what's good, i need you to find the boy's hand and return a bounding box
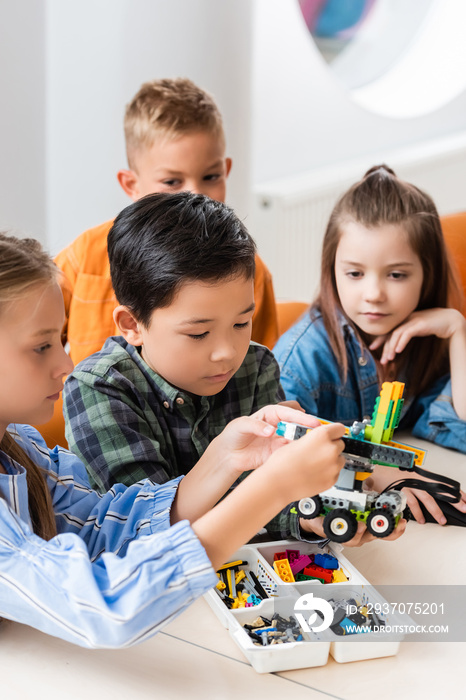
[191,422,344,569]
[250,404,320,429]
[299,515,407,545]
[368,465,466,525]
[217,406,322,476]
[402,486,466,525]
[277,400,305,412]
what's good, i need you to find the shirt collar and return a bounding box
[121,339,210,412]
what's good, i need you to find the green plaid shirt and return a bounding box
[63,337,307,540]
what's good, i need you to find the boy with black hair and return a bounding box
[64,192,407,545]
[64,192,311,540]
[64,193,277,482]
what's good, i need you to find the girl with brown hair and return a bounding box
[274,165,466,523]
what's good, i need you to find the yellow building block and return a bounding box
[235,569,246,585]
[273,558,295,583]
[386,439,426,466]
[332,568,348,583]
[383,381,405,441]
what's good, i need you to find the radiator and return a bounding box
[251,131,466,302]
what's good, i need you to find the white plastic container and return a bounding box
[204,542,406,671]
[228,597,330,673]
[331,637,401,663]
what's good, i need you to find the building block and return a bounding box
[235,569,245,585]
[314,553,339,569]
[332,568,348,583]
[285,549,300,563]
[273,558,295,583]
[273,551,287,561]
[290,554,312,575]
[303,564,333,584]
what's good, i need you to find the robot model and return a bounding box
[277,381,426,543]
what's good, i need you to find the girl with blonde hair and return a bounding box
[0,233,346,647]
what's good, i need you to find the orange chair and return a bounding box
[276,301,309,337]
[441,212,466,312]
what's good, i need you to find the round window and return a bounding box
[298,0,466,118]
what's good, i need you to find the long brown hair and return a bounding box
[313,165,461,397]
[0,233,58,540]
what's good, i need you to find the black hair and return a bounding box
[107,192,256,326]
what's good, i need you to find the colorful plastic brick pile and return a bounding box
[272,549,348,584]
[327,596,386,636]
[215,559,269,609]
[243,614,304,646]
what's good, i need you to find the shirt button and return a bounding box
[358,356,367,366]
[163,401,169,409]
[176,397,184,405]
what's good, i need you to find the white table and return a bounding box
[2,435,465,700]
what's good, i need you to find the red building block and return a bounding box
[303,564,333,584]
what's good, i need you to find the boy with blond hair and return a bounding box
[57,78,278,367]
[40,78,277,449]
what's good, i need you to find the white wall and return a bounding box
[0,0,46,241]
[252,0,466,183]
[46,0,253,254]
[250,0,466,300]
[1,0,466,255]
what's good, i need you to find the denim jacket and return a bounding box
[273,310,466,454]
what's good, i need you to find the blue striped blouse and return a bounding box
[0,424,217,648]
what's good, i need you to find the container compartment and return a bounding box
[256,540,366,589]
[228,597,330,673]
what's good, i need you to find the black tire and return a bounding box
[366,509,396,538]
[298,496,322,519]
[323,508,358,543]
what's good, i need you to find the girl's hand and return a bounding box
[268,422,346,502]
[300,515,407,545]
[369,308,466,365]
[215,406,322,476]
